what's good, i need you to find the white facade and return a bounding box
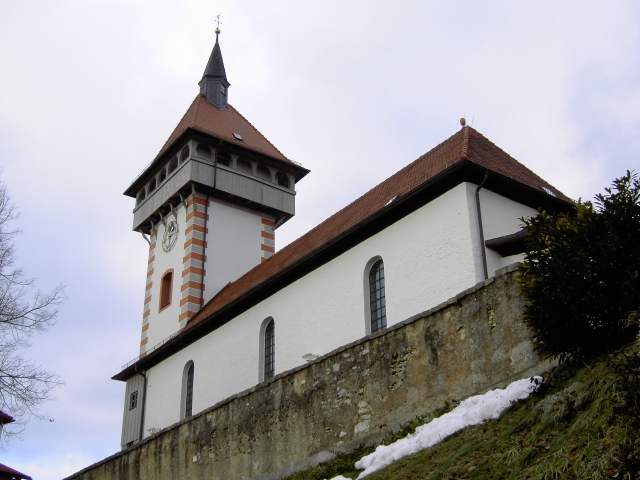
[203,199,265,302]
[140,182,536,435]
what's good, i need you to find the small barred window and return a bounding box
[129,390,138,411]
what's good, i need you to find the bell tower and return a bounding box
[124,28,308,356]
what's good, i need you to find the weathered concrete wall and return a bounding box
[67,266,547,480]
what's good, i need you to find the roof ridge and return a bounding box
[228,104,290,161]
[461,125,470,159]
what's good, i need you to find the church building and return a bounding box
[115,28,571,448]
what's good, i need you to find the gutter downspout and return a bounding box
[138,370,147,442]
[475,170,489,280]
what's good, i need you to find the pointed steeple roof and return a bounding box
[199,31,230,108]
[201,32,228,81]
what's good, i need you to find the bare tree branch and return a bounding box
[0,182,63,441]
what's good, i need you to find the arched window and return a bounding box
[365,258,387,334]
[256,165,271,181]
[180,361,194,420]
[159,270,173,311]
[179,145,190,163]
[276,172,290,189]
[167,155,178,173]
[259,318,275,381]
[215,149,231,167]
[237,158,253,175]
[196,144,212,158]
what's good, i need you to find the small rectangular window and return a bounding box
[129,390,138,411]
[159,271,173,310]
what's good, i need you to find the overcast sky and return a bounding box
[1,1,639,478]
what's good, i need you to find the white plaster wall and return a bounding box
[146,204,188,348]
[479,189,538,273]
[203,199,263,302]
[142,183,483,434]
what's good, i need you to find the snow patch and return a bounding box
[324,376,542,480]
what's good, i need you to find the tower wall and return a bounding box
[202,199,273,303]
[141,204,188,350]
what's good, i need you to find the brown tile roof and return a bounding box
[115,125,570,379]
[0,462,31,480]
[156,94,291,163]
[185,126,570,328]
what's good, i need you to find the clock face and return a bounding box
[162,214,179,253]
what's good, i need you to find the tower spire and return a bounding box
[199,16,230,109]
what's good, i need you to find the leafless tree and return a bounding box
[0,182,63,438]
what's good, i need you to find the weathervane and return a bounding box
[215,14,222,37]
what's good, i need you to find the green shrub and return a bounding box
[521,171,640,363]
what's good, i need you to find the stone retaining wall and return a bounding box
[66,266,547,480]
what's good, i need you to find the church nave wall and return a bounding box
[142,182,482,434]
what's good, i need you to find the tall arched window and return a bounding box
[259,318,275,381]
[180,361,194,420]
[365,258,387,334]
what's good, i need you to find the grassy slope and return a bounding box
[285,351,640,480]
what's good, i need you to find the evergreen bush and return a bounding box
[521,171,640,363]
